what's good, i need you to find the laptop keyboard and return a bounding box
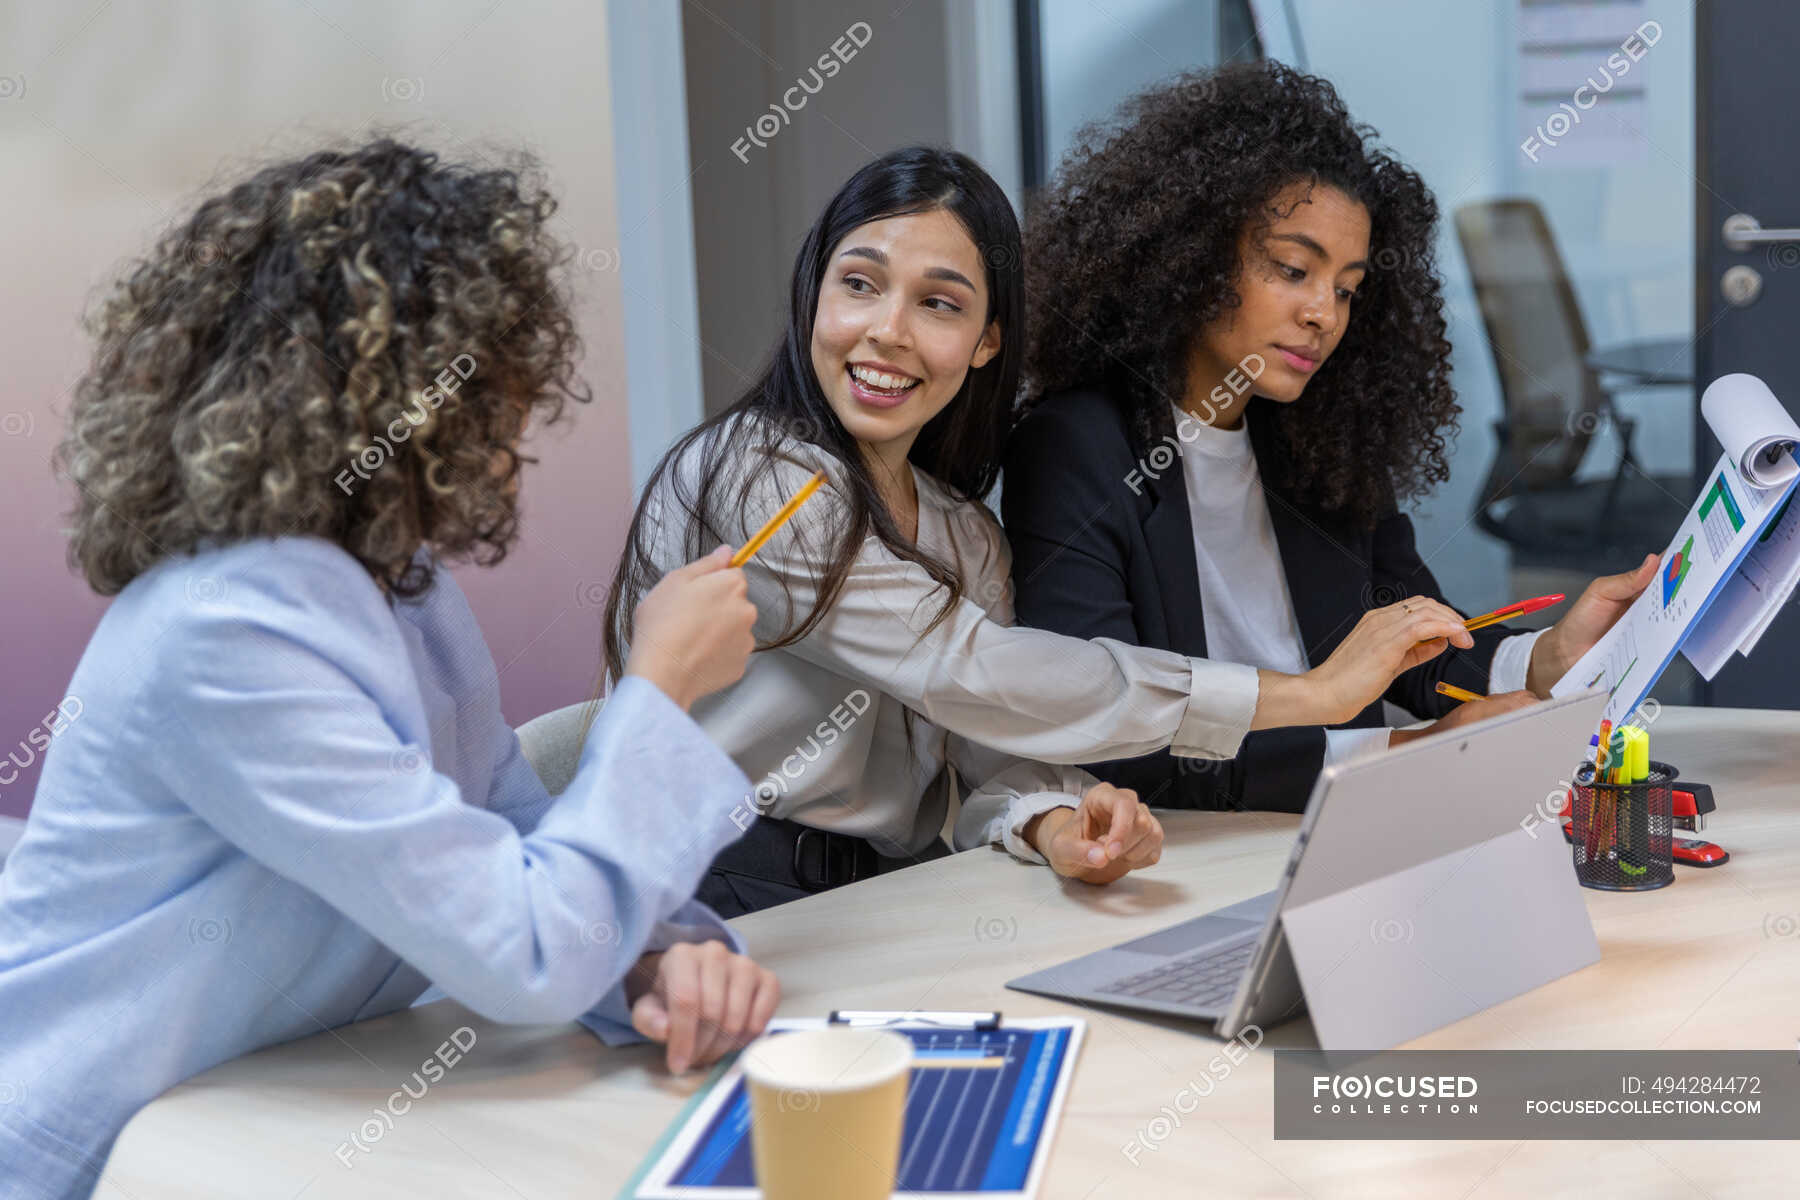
[1100,938,1256,1009]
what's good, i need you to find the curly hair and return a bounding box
[56,135,589,598]
[1021,61,1457,526]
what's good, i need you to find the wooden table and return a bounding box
[101,707,1800,1198]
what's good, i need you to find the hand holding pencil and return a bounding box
[623,470,826,710]
[1391,684,1538,746]
[1405,564,1656,699]
[625,546,758,712]
[1520,556,1660,694]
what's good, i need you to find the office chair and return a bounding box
[516,701,593,797]
[1454,198,1688,573]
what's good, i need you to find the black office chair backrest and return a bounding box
[1454,198,1604,493]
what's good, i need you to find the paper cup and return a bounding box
[741,1028,911,1200]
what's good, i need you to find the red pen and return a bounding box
[1463,593,1565,633]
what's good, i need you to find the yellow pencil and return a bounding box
[1435,681,1484,704]
[729,470,827,567]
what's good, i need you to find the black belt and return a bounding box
[711,814,948,893]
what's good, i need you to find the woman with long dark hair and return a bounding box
[605,145,1478,918]
[1005,62,1655,813]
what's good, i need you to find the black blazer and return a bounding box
[1002,388,1516,813]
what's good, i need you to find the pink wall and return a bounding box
[0,3,634,818]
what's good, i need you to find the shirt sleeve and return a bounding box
[476,723,747,1046]
[484,722,557,836]
[1322,725,1392,766]
[949,757,1094,864]
[1487,630,1545,694]
[936,544,1098,862]
[682,438,1260,762]
[136,569,756,1028]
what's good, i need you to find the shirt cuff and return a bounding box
[996,792,1082,865]
[1488,630,1545,694]
[1323,726,1391,767]
[1172,660,1260,761]
[576,900,746,1045]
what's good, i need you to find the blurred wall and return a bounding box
[1040,0,1219,170]
[680,0,1004,415]
[0,1,633,818]
[1293,0,1694,605]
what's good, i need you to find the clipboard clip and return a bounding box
[828,1009,1002,1030]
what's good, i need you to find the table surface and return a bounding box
[1586,337,1694,385]
[102,706,1800,1199]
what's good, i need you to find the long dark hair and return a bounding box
[601,145,1023,684]
[1021,61,1457,527]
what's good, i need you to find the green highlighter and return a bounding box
[1618,726,1651,876]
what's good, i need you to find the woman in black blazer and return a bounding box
[1003,62,1655,813]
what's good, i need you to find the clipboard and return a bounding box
[1552,374,1800,727]
[622,1010,1086,1199]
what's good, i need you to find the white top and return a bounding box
[631,414,1265,862]
[1169,405,1538,763]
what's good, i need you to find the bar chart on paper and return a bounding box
[1555,449,1797,729]
[1570,617,1641,709]
[1661,536,1693,607]
[630,1019,1085,1199]
[1699,470,1747,558]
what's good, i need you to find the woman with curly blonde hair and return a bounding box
[0,136,776,1199]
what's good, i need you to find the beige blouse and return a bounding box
[634,417,1262,863]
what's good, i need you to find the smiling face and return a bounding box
[1183,180,1371,427]
[808,208,1002,477]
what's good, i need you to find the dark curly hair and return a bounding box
[1021,60,1457,525]
[56,134,589,598]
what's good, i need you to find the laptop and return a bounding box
[1007,689,1609,1050]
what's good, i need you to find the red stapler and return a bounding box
[1667,777,1729,867]
[1556,764,1729,867]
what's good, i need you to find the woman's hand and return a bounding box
[625,546,758,711]
[1524,554,1659,696]
[1254,597,1474,730]
[1388,689,1540,747]
[1023,783,1164,884]
[625,940,781,1075]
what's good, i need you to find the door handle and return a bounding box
[1723,213,1800,251]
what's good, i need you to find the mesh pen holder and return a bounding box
[1569,760,1674,891]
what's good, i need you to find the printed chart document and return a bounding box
[1552,374,1800,728]
[625,1016,1085,1199]
[1684,491,1800,676]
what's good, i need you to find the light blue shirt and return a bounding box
[0,537,753,1199]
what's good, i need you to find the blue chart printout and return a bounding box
[629,1018,1085,1199]
[1552,450,1796,730]
[1558,372,1800,725]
